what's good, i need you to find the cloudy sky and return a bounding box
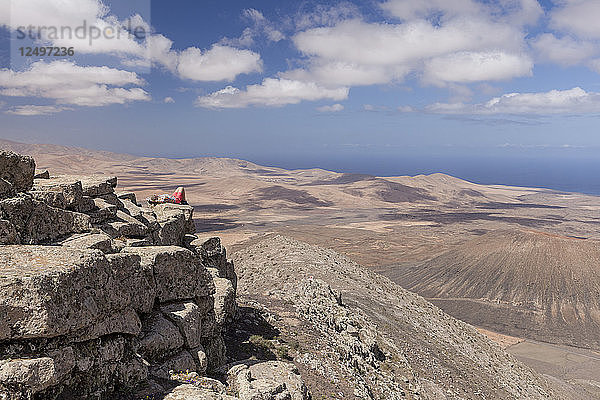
[1,0,600,187]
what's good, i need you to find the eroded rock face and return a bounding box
[0,151,35,194]
[227,361,310,400]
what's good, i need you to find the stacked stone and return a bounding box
[0,150,237,399]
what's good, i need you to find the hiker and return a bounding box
[147,186,188,205]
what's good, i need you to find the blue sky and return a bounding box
[1,0,600,187]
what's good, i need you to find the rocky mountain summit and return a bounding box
[0,150,308,400]
[0,149,587,400]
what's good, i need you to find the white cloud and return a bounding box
[381,0,543,26]
[5,105,72,116]
[282,62,408,86]
[380,0,483,21]
[163,96,175,104]
[398,105,415,112]
[551,0,600,39]
[0,60,150,107]
[195,78,349,109]
[425,87,600,115]
[4,1,261,83]
[294,3,362,30]
[178,45,262,82]
[221,8,284,48]
[423,51,533,85]
[290,12,530,87]
[316,103,344,112]
[531,33,597,66]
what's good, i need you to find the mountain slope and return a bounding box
[232,235,580,399]
[396,229,600,349]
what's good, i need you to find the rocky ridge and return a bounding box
[233,235,582,400]
[0,150,309,400]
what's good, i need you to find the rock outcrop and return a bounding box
[0,150,308,400]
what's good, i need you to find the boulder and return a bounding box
[121,198,143,219]
[153,204,195,246]
[74,175,117,197]
[30,190,67,209]
[195,237,237,290]
[162,302,203,349]
[228,361,309,400]
[138,312,184,361]
[89,198,118,224]
[0,150,35,193]
[163,385,238,400]
[0,347,75,396]
[0,178,15,200]
[117,192,137,204]
[0,195,91,244]
[33,170,50,179]
[123,246,214,303]
[0,220,18,245]
[0,247,151,340]
[32,177,84,211]
[60,232,113,253]
[150,350,197,380]
[213,278,236,326]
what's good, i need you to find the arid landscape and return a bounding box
[3,138,600,398]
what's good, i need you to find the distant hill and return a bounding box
[396,229,600,349]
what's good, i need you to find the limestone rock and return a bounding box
[0,247,150,340]
[0,220,18,245]
[164,384,238,400]
[100,210,148,239]
[150,350,196,380]
[162,302,203,349]
[123,246,214,302]
[0,347,74,396]
[0,150,35,193]
[30,190,67,209]
[89,198,117,224]
[138,312,184,361]
[121,198,143,219]
[228,361,309,400]
[60,232,113,253]
[153,203,195,246]
[213,278,236,326]
[0,195,91,244]
[32,177,83,211]
[190,345,208,374]
[75,175,117,197]
[196,237,237,290]
[33,170,49,179]
[0,178,15,200]
[117,192,137,204]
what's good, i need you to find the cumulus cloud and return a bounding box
[0,60,150,107]
[531,33,597,66]
[425,87,600,115]
[195,78,349,109]
[5,105,72,116]
[3,0,262,83]
[178,45,262,82]
[221,9,285,48]
[316,104,344,112]
[289,4,533,87]
[423,51,533,85]
[551,0,600,39]
[163,97,175,104]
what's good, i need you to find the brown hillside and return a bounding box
[396,229,600,349]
